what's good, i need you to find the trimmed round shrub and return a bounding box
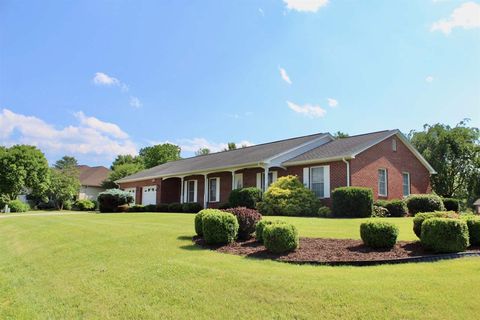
[360,220,399,249]
[376,199,407,217]
[127,205,145,212]
[257,175,321,216]
[202,211,239,245]
[156,203,169,212]
[317,206,332,218]
[98,189,134,213]
[421,218,469,253]
[332,187,373,218]
[405,194,445,215]
[74,199,96,211]
[195,209,219,236]
[168,202,183,213]
[182,202,203,213]
[8,199,30,213]
[228,187,263,209]
[224,207,262,239]
[412,211,458,238]
[263,223,299,253]
[462,215,480,246]
[443,198,460,212]
[255,220,287,243]
[143,204,157,212]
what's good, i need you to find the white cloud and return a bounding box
[0,108,136,159]
[159,138,254,153]
[129,96,142,109]
[93,72,128,91]
[279,67,292,84]
[327,98,338,107]
[425,75,434,83]
[74,111,129,139]
[431,2,480,35]
[286,101,326,118]
[283,0,329,12]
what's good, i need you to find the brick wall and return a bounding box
[350,136,431,200]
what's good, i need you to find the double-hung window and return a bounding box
[187,180,196,203]
[402,172,410,197]
[209,177,220,202]
[234,173,243,189]
[378,169,388,196]
[310,167,326,198]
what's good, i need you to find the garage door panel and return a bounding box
[142,185,157,206]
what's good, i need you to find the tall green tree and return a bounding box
[409,120,480,200]
[333,131,349,139]
[110,154,144,171]
[107,162,145,183]
[48,167,81,210]
[54,156,78,170]
[223,142,237,151]
[139,143,181,169]
[0,145,50,200]
[195,148,211,156]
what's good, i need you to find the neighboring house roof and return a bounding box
[473,199,480,206]
[116,133,329,183]
[116,129,436,183]
[77,165,111,187]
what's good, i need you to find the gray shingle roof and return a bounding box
[77,165,111,187]
[116,133,327,182]
[283,130,397,164]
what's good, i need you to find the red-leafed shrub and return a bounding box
[224,207,262,239]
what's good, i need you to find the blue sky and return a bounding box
[1,0,479,166]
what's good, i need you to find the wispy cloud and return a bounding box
[152,138,254,154]
[93,72,128,91]
[425,75,434,83]
[0,108,136,159]
[286,101,326,118]
[129,96,142,109]
[279,67,292,84]
[283,0,329,13]
[327,98,338,107]
[431,2,480,35]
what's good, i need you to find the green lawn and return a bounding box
[0,213,479,319]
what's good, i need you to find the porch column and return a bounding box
[203,174,208,208]
[264,166,269,192]
[180,177,184,203]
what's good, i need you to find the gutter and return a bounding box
[342,157,350,187]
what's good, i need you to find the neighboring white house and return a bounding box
[77,165,111,200]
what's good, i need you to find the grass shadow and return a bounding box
[177,235,194,241]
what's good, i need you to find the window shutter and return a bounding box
[193,180,198,202]
[324,165,330,198]
[303,167,310,188]
[216,177,220,202]
[256,173,262,189]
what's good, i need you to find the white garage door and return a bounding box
[142,185,157,206]
[124,188,136,204]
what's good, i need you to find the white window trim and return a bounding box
[184,180,198,203]
[402,172,411,197]
[234,173,243,189]
[209,177,220,203]
[378,168,388,197]
[309,165,330,199]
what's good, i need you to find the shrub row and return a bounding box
[374,199,408,217]
[126,202,203,213]
[7,199,30,213]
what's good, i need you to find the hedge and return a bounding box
[202,211,239,245]
[182,202,203,213]
[332,187,373,218]
[97,189,134,213]
[224,207,262,239]
[442,198,460,212]
[405,194,444,215]
[156,203,170,212]
[8,199,30,213]
[375,199,407,217]
[421,218,469,253]
[255,220,287,243]
[263,223,299,253]
[168,202,183,213]
[74,199,96,211]
[462,215,480,246]
[127,205,145,212]
[228,187,262,209]
[412,211,458,238]
[360,220,398,249]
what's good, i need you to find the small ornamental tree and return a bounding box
[224,207,262,239]
[257,175,321,216]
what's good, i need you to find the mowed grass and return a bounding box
[0,213,479,319]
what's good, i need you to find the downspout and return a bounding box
[342,158,350,187]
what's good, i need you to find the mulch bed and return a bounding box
[193,236,480,265]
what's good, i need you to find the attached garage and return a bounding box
[142,185,157,205]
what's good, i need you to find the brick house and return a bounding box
[116,130,435,208]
